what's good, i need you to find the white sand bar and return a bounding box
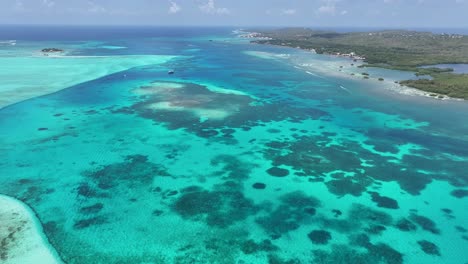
[0,55,178,109]
[0,195,63,264]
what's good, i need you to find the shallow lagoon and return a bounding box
[0,27,467,264]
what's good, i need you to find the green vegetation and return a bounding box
[400,74,468,99]
[253,28,468,99]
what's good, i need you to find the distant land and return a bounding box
[251,28,468,99]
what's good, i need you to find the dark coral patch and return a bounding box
[240,239,278,254]
[252,182,266,189]
[365,138,400,154]
[308,230,332,245]
[348,204,393,227]
[450,189,468,198]
[326,176,372,197]
[80,203,104,214]
[332,209,342,217]
[410,214,440,234]
[441,208,452,214]
[267,254,301,264]
[82,154,169,191]
[127,81,328,140]
[267,128,281,134]
[261,127,468,196]
[221,128,235,134]
[211,155,253,180]
[365,224,387,235]
[197,129,219,138]
[304,207,316,216]
[313,243,403,264]
[418,240,441,256]
[172,184,257,228]
[368,243,403,264]
[181,185,203,193]
[349,233,372,248]
[266,167,289,177]
[73,216,108,230]
[369,192,399,209]
[76,183,101,198]
[455,226,467,233]
[264,136,362,178]
[152,210,164,216]
[395,218,417,232]
[256,191,320,237]
[320,203,392,235]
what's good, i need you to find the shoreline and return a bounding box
[244,28,468,101]
[0,194,63,264]
[246,42,464,102]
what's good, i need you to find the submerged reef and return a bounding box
[240,239,278,254]
[308,230,332,245]
[409,213,440,235]
[313,242,403,264]
[395,218,417,232]
[252,182,267,189]
[368,191,399,209]
[319,203,392,237]
[266,167,290,177]
[326,176,372,197]
[263,130,468,197]
[210,155,254,181]
[117,81,328,140]
[256,191,320,238]
[450,189,468,198]
[417,240,441,256]
[172,182,257,228]
[81,154,169,191]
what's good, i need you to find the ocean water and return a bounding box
[0,26,467,264]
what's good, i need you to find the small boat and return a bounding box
[168,70,175,75]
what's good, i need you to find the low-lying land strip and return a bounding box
[252,28,468,99]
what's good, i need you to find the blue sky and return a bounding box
[1,0,468,28]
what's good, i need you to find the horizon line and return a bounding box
[1,23,468,30]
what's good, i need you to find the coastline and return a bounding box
[245,43,463,101]
[246,28,468,100]
[0,194,63,264]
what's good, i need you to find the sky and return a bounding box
[1,0,468,28]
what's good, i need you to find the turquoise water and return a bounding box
[0,27,467,263]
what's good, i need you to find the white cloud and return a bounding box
[199,0,230,15]
[168,1,181,14]
[282,9,296,15]
[13,0,25,11]
[87,1,106,13]
[340,10,348,15]
[317,4,336,15]
[42,0,55,8]
[317,0,341,15]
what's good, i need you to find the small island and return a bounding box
[41,48,63,53]
[251,28,468,99]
